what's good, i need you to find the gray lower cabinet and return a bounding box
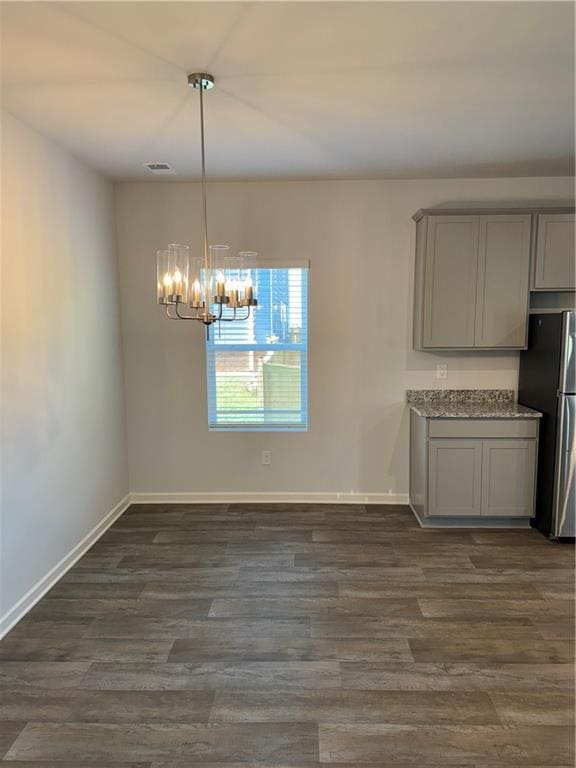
[481,439,537,517]
[428,439,482,517]
[410,412,539,523]
[533,213,575,291]
[413,213,531,350]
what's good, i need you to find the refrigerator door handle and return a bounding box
[553,394,576,538]
[559,312,576,394]
[556,458,575,538]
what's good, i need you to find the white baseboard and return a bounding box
[130,491,409,505]
[0,493,131,640]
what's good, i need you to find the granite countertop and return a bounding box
[408,402,542,419]
[406,389,542,419]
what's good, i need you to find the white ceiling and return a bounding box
[1,1,574,181]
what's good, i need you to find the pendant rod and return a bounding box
[198,80,210,324]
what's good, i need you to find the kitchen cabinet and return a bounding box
[428,438,482,517]
[413,212,531,350]
[409,411,540,525]
[481,439,537,517]
[532,213,575,291]
[475,214,532,347]
[420,216,479,348]
[412,206,575,351]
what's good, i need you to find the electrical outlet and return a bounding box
[261,451,272,466]
[436,363,448,380]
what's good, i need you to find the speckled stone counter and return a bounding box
[406,389,542,419]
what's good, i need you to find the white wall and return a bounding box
[1,112,129,631]
[116,177,574,501]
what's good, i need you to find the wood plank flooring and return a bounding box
[0,502,574,766]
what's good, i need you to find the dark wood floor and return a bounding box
[1,503,574,766]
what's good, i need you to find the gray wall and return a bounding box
[115,177,574,499]
[1,112,129,629]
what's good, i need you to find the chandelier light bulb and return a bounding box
[190,278,203,308]
[244,275,254,303]
[173,269,183,297]
[229,279,239,308]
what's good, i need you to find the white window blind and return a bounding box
[206,267,308,431]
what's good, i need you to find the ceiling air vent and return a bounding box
[144,162,175,174]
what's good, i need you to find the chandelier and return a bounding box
[156,73,257,337]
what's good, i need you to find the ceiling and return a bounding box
[1,1,574,181]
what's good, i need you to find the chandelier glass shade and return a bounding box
[157,244,258,313]
[156,73,257,335]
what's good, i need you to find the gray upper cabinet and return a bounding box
[414,212,531,350]
[421,216,479,348]
[533,213,575,291]
[474,214,531,348]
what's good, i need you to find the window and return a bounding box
[206,267,308,431]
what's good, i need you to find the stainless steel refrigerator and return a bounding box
[519,311,575,539]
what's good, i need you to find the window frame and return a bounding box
[205,265,308,432]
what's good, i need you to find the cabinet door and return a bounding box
[534,213,575,290]
[428,439,482,517]
[481,439,536,517]
[475,214,531,348]
[422,216,479,348]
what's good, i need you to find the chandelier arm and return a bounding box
[217,307,236,322]
[164,300,249,324]
[164,300,203,321]
[165,304,181,320]
[174,302,206,321]
[217,307,251,322]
